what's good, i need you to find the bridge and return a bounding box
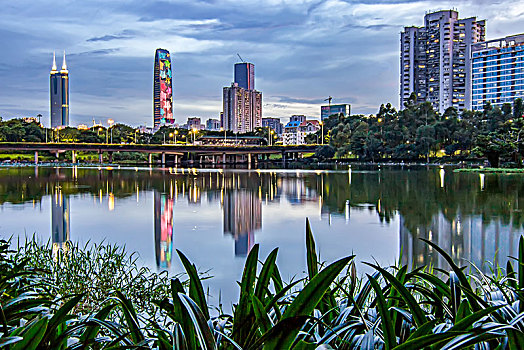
[0,142,320,165]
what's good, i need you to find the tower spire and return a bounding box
[51,51,57,71]
[61,50,68,71]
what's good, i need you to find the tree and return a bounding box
[315,145,335,160]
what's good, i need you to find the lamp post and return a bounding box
[174,129,178,144]
[134,129,138,144]
[270,129,274,146]
[169,132,174,144]
[107,119,114,144]
[320,121,324,145]
[192,127,197,144]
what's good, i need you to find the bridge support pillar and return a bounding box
[148,153,153,165]
[222,153,226,164]
[55,151,59,160]
[174,154,178,165]
[72,150,76,164]
[34,151,38,165]
[108,152,113,164]
[98,151,103,164]
[161,153,166,166]
[282,151,286,164]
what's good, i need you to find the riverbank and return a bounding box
[454,167,524,174]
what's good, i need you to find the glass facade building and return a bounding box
[234,63,255,90]
[321,104,350,120]
[153,48,174,128]
[472,34,524,111]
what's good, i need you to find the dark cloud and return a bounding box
[87,34,130,42]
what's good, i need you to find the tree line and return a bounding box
[312,94,524,167]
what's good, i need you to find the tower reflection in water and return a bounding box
[223,189,262,257]
[154,191,174,268]
[401,212,522,274]
[51,186,70,254]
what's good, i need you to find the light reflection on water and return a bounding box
[0,166,523,307]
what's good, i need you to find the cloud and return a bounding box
[87,34,131,42]
[1,0,524,126]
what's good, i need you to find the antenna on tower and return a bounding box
[237,53,245,63]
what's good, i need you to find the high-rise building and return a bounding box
[400,10,485,113]
[153,48,174,128]
[262,117,283,135]
[234,62,255,90]
[320,104,350,120]
[472,34,524,111]
[50,51,69,128]
[222,83,262,133]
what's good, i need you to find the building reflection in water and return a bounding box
[223,189,262,257]
[154,191,174,268]
[51,186,70,254]
[401,212,522,273]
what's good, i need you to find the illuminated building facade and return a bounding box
[222,62,262,133]
[472,34,524,110]
[320,104,350,120]
[154,191,174,268]
[400,10,485,113]
[153,48,174,128]
[50,51,69,128]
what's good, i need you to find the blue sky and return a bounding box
[1,0,523,127]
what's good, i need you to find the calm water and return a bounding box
[1,165,523,307]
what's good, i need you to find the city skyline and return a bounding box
[1,1,524,127]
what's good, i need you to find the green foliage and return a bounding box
[2,223,524,348]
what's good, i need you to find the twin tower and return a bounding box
[50,51,69,128]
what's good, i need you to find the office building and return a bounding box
[290,115,306,123]
[206,118,221,131]
[234,62,255,90]
[222,62,262,133]
[262,117,283,135]
[222,83,262,133]
[321,104,350,120]
[400,10,485,113]
[50,51,69,128]
[153,48,174,128]
[472,34,524,110]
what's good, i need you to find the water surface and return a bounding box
[1,165,522,308]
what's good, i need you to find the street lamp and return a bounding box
[107,119,114,144]
[174,129,178,144]
[134,129,139,144]
[169,132,174,144]
[319,121,324,145]
[270,130,274,146]
[192,127,197,144]
[220,127,227,144]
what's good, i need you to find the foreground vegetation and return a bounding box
[2,221,524,348]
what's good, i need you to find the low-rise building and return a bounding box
[282,119,320,145]
[206,118,221,131]
[262,117,283,135]
[196,135,267,146]
[187,117,204,130]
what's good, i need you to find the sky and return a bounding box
[1,0,524,127]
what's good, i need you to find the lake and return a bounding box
[0,165,522,308]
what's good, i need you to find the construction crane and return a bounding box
[324,96,333,107]
[237,53,245,63]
